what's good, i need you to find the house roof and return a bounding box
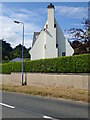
[32,32,40,47]
[10,57,22,62]
[47,3,55,9]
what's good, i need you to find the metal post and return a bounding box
[22,24,24,86]
[14,21,25,86]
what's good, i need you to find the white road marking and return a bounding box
[43,115,58,120]
[0,103,15,109]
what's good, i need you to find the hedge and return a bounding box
[0,54,90,74]
[1,63,12,74]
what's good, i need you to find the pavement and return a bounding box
[0,91,89,119]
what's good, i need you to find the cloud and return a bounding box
[1,5,42,48]
[2,5,43,23]
[1,15,41,48]
[2,18,34,48]
[14,8,38,17]
[55,6,88,19]
[3,27,21,48]
[24,38,32,49]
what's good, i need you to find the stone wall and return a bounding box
[1,73,89,90]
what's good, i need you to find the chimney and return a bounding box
[47,3,55,28]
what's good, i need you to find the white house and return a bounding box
[29,3,74,60]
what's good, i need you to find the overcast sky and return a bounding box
[1,2,88,48]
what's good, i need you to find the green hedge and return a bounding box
[1,63,12,74]
[1,54,90,74]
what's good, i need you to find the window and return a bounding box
[46,24,48,29]
[56,44,58,48]
[62,52,66,56]
[54,24,56,28]
[44,44,46,49]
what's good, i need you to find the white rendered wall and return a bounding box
[29,30,46,60]
[55,18,66,56]
[45,8,58,58]
[55,18,74,56]
[66,39,74,56]
[45,26,58,58]
[30,8,58,60]
[30,21,49,60]
[30,7,74,60]
[48,8,54,28]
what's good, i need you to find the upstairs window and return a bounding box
[56,44,58,48]
[44,44,46,49]
[46,24,48,29]
[54,24,56,28]
[62,52,66,56]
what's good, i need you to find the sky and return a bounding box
[0,2,88,48]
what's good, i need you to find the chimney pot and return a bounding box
[47,3,55,9]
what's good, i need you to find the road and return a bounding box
[0,91,89,119]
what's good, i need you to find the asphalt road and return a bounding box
[1,91,89,119]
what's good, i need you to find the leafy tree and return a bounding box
[66,18,88,43]
[2,40,30,61]
[12,44,30,59]
[2,40,13,60]
[66,18,90,55]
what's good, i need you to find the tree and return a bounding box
[2,40,30,61]
[2,40,13,60]
[12,44,30,59]
[66,18,90,55]
[66,18,88,43]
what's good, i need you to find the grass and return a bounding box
[1,84,89,103]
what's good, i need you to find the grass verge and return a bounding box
[1,84,89,103]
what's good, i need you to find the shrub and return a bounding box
[11,62,22,72]
[1,63,12,74]
[1,54,90,74]
[24,54,90,73]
